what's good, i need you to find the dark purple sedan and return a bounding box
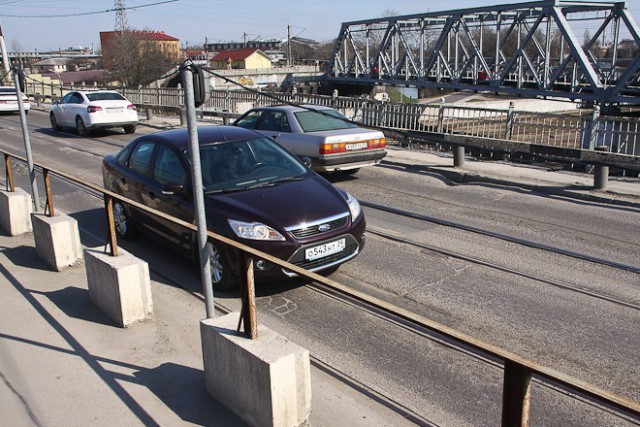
[102,125,366,290]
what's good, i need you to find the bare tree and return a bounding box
[106,30,178,86]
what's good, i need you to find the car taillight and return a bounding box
[320,138,386,154]
[87,105,103,113]
[127,104,137,111]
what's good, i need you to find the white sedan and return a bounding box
[233,105,387,174]
[50,90,138,136]
[0,86,30,114]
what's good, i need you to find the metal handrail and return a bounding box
[1,147,638,425]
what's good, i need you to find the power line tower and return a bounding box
[114,0,129,31]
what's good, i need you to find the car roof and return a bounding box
[135,125,263,150]
[73,90,122,94]
[253,104,334,113]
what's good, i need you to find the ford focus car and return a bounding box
[50,90,138,136]
[102,125,366,290]
[0,86,30,114]
[233,105,386,174]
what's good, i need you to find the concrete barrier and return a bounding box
[201,312,311,427]
[0,188,33,236]
[84,246,152,328]
[31,212,82,271]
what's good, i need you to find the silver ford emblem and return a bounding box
[318,224,331,232]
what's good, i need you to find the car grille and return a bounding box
[286,212,349,239]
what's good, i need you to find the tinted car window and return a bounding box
[256,111,289,132]
[198,137,308,193]
[153,145,186,185]
[116,143,134,167]
[234,111,262,129]
[70,93,84,104]
[294,110,356,132]
[87,92,126,102]
[129,141,155,175]
[60,92,74,103]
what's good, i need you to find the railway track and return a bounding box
[359,200,640,312]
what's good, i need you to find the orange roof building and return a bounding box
[210,48,273,70]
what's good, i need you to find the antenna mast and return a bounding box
[114,0,129,31]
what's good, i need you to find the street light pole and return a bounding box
[181,62,215,318]
[12,68,40,212]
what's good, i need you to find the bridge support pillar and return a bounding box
[453,146,465,168]
[594,145,609,190]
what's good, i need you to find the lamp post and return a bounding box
[48,69,63,97]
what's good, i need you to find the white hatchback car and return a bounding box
[50,90,138,136]
[0,86,30,114]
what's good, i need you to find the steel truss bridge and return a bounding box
[328,0,640,108]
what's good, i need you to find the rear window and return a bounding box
[0,88,16,94]
[294,109,356,132]
[86,92,126,102]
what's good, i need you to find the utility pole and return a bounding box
[0,23,10,77]
[243,32,247,48]
[287,25,292,67]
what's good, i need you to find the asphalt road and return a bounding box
[1,110,638,426]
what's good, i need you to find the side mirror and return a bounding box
[300,156,312,167]
[162,183,187,195]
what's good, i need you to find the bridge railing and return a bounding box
[21,80,640,159]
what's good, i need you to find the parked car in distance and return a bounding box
[233,105,386,174]
[0,86,30,114]
[102,125,366,290]
[50,90,138,136]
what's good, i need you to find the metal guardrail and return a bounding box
[21,79,640,166]
[2,148,639,425]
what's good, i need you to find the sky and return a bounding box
[1,0,639,52]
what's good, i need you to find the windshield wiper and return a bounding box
[251,176,305,188]
[206,187,247,194]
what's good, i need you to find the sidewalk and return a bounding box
[382,146,640,204]
[0,230,417,427]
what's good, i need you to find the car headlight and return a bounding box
[345,192,362,220]
[228,219,285,241]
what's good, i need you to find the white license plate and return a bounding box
[106,108,123,114]
[305,238,346,261]
[346,142,368,151]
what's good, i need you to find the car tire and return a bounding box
[124,125,136,134]
[76,117,90,137]
[50,113,61,131]
[206,241,238,291]
[112,201,138,239]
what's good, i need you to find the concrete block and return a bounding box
[0,188,33,236]
[31,212,82,271]
[84,247,152,328]
[201,312,311,427]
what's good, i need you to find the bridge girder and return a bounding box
[328,0,640,106]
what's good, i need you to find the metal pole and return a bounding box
[13,68,40,212]
[453,145,465,168]
[594,145,609,190]
[181,63,215,318]
[501,361,532,427]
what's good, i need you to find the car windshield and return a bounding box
[86,92,126,102]
[191,137,310,194]
[294,109,356,132]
